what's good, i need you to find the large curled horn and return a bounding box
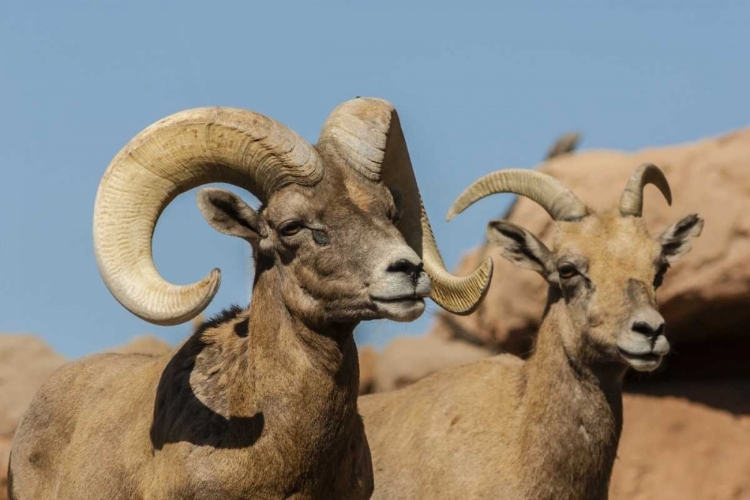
[618,163,672,217]
[447,169,588,222]
[93,107,324,326]
[317,97,493,315]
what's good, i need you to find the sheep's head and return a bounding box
[93,98,492,327]
[448,164,703,372]
[195,164,430,325]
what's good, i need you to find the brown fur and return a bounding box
[361,206,703,500]
[9,147,432,499]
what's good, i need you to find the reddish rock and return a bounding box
[612,383,750,500]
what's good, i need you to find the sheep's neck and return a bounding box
[153,267,362,476]
[245,269,361,416]
[517,292,624,500]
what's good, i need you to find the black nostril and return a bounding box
[632,321,665,337]
[387,259,423,284]
[388,259,415,274]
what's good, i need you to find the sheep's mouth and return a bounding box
[371,295,426,322]
[617,347,663,372]
[371,294,423,303]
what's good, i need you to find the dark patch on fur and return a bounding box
[150,333,264,450]
[234,317,250,338]
[193,305,245,338]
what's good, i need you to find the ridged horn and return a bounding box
[619,163,672,217]
[317,97,493,315]
[93,107,324,326]
[447,169,588,222]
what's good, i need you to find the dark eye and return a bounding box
[389,188,403,224]
[279,221,304,237]
[389,207,401,225]
[558,264,578,280]
[654,262,670,289]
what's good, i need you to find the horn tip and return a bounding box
[436,256,494,316]
[206,267,222,295]
[446,201,466,222]
[149,268,222,326]
[454,257,494,316]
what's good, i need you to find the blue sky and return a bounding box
[1,1,748,358]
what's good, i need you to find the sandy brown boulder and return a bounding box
[358,346,379,395]
[0,335,67,500]
[0,335,66,437]
[611,382,750,500]
[373,334,491,393]
[432,127,750,365]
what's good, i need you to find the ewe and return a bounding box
[361,164,703,500]
[8,98,491,500]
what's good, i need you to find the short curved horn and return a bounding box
[317,98,493,314]
[447,169,588,222]
[93,107,324,326]
[618,163,672,217]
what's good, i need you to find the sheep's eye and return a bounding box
[389,188,403,225]
[389,207,401,225]
[654,262,669,289]
[279,221,304,237]
[558,264,578,280]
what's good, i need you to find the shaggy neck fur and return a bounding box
[150,264,368,497]
[515,289,625,500]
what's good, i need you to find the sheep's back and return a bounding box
[361,354,526,499]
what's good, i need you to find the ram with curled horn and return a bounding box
[361,164,703,500]
[8,97,491,500]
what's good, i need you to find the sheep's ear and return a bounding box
[487,219,555,279]
[657,214,704,264]
[197,188,269,248]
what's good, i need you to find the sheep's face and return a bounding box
[487,210,703,372]
[198,166,431,327]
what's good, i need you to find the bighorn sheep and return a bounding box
[8,98,491,499]
[361,164,703,499]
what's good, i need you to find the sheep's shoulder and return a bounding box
[10,353,163,498]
